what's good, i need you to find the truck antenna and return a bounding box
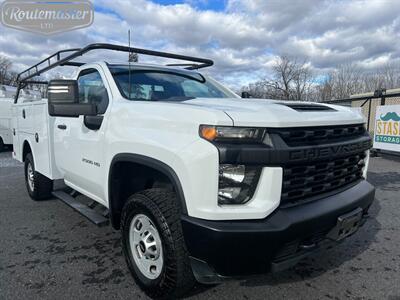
[128,29,132,99]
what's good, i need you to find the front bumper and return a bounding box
[181,180,375,281]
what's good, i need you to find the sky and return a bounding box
[0,0,400,88]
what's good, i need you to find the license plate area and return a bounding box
[327,207,363,241]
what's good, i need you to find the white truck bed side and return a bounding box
[13,98,62,180]
[0,98,13,145]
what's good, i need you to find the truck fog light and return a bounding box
[218,164,261,205]
[362,150,370,179]
[219,164,245,182]
[218,187,242,200]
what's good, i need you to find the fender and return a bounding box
[108,153,188,228]
[22,139,35,162]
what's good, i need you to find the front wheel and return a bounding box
[24,153,53,200]
[121,188,195,299]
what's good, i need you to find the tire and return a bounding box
[0,137,4,152]
[121,188,195,299]
[24,153,53,200]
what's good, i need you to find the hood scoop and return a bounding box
[278,103,336,112]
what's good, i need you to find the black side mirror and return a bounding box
[47,80,97,117]
[48,80,79,104]
[241,91,251,98]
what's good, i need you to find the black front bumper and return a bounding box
[181,180,375,280]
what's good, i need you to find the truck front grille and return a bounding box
[281,151,366,206]
[271,123,366,147]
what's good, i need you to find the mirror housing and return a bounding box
[49,103,97,117]
[48,80,79,104]
[47,79,97,117]
[241,91,251,98]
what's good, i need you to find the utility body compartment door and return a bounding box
[31,101,52,178]
[0,98,13,145]
[12,98,61,179]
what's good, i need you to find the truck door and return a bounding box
[54,67,110,205]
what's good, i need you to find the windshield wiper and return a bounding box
[129,97,150,101]
[164,96,195,101]
[129,96,195,102]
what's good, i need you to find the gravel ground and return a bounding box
[0,151,399,300]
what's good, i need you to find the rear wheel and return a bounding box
[121,188,195,299]
[0,137,4,152]
[24,153,53,200]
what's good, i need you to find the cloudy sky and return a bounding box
[0,0,400,87]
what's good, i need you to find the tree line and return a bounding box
[0,55,56,96]
[241,55,400,101]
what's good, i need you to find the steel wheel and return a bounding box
[27,162,35,192]
[121,189,196,298]
[129,214,164,280]
[24,153,53,200]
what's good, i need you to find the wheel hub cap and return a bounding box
[27,163,34,191]
[129,214,163,279]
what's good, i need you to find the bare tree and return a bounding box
[293,63,313,100]
[270,55,299,99]
[242,55,314,100]
[329,63,364,99]
[314,73,334,101]
[0,56,13,85]
[376,62,400,90]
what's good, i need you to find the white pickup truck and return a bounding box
[13,44,375,299]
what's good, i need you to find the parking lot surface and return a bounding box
[0,151,399,300]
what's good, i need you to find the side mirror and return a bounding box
[48,80,78,104]
[48,80,97,117]
[241,91,251,98]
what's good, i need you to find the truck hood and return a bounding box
[182,98,364,127]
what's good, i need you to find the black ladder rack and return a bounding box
[17,43,214,84]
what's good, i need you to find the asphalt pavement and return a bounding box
[0,151,399,300]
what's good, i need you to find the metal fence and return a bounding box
[326,89,400,157]
[327,89,400,135]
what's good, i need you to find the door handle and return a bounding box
[22,109,26,119]
[57,124,67,130]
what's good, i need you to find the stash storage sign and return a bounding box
[374,105,400,152]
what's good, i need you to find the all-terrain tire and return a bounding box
[121,188,195,299]
[24,153,53,200]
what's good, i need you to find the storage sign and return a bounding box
[374,105,400,152]
[0,0,94,35]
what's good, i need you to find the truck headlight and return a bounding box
[200,125,266,143]
[218,164,261,205]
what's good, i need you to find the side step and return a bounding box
[52,190,109,227]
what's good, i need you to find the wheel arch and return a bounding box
[22,140,34,162]
[108,153,188,229]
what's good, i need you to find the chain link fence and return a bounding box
[326,89,400,157]
[327,89,400,137]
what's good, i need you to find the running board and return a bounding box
[52,190,109,227]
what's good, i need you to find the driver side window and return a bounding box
[77,69,109,114]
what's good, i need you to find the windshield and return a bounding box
[109,66,238,101]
